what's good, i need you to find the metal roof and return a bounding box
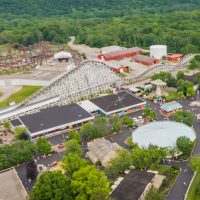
[160,101,182,112]
[132,121,196,148]
[102,47,142,59]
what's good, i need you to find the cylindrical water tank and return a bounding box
[150,45,167,59]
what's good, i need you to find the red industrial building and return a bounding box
[98,47,142,61]
[132,54,160,66]
[167,54,183,62]
[112,65,127,73]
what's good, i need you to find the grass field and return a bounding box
[150,164,180,195]
[166,91,178,102]
[187,173,200,200]
[0,86,42,108]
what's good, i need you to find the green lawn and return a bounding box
[150,164,180,195]
[0,86,42,108]
[187,173,200,200]
[150,164,171,174]
[166,91,178,102]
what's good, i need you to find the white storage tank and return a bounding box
[150,45,167,59]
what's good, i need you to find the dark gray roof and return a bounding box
[19,103,92,134]
[110,170,155,200]
[90,91,144,113]
[10,119,22,127]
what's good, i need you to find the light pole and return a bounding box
[197,90,200,100]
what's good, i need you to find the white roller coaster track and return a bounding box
[125,54,194,84]
[0,54,195,121]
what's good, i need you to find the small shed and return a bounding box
[160,101,182,116]
[53,51,72,62]
[132,54,159,66]
[167,54,183,62]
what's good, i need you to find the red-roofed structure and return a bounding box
[167,54,183,62]
[132,54,160,66]
[98,47,142,61]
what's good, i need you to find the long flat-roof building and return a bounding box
[11,103,94,139]
[10,91,145,139]
[90,91,146,115]
[110,169,155,200]
[98,47,142,61]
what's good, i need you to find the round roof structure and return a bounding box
[54,51,72,59]
[132,121,196,148]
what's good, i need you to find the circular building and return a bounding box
[132,121,196,148]
[150,45,167,59]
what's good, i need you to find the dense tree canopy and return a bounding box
[36,137,52,155]
[172,111,195,126]
[31,171,73,200]
[71,165,111,200]
[189,155,200,172]
[1,9,200,52]
[1,0,200,19]
[61,153,89,177]
[0,141,36,170]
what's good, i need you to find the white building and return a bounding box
[150,45,167,60]
[53,51,72,62]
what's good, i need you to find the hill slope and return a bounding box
[1,0,200,18]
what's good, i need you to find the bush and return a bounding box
[172,111,194,126]
[0,141,37,170]
[36,138,52,155]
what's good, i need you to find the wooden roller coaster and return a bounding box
[0,36,83,74]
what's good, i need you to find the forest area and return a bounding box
[1,0,200,53]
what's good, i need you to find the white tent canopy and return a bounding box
[54,51,72,60]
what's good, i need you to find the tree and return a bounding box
[122,116,135,128]
[172,111,194,126]
[64,139,83,156]
[105,150,133,179]
[176,136,193,156]
[80,122,101,140]
[181,44,198,54]
[145,187,164,200]
[61,153,88,177]
[189,155,200,172]
[14,126,28,140]
[93,116,108,135]
[0,140,36,170]
[186,87,195,97]
[112,121,122,132]
[26,160,38,181]
[71,165,111,200]
[132,147,152,170]
[143,108,157,121]
[36,138,52,155]
[148,145,167,165]
[177,91,185,99]
[68,131,81,144]
[3,120,10,130]
[176,71,185,80]
[31,171,73,200]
